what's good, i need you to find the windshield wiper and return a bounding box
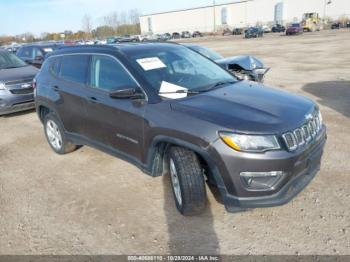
[158,80,237,96]
[159,90,200,95]
[193,80,237,93]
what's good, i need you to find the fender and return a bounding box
[146,135,228,199]
[35,98,62,124]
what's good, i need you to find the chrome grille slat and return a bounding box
[5,79,33,86]
[294,128,305,146]
[282,112,322,151]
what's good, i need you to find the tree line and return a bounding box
[0,9,141,45]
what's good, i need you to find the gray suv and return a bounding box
[34,44,326,215]
[0,50,38,115]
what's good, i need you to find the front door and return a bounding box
[83,54,146,161]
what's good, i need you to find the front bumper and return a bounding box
[209,126,327,212]
[0,91,34,115]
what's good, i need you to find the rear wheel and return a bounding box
[167,146,207,216]
[44,113,78,154]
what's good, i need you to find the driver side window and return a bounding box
[90,55,136,91]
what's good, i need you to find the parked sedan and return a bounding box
[223,28,233,36]
[286,23,303,35]
[271,24,286,33]
[5,44,22,53]
[232,28,243,35]
[16,43,61,68]
[160,33,172,41]
[0,50,38,115]
[172,32,181,39]
[192,31,203,37]
[331,22,341,29]
[245,27,264,38]
[185,44,269,82]
[181,31,191,38]
[262,25,272,33]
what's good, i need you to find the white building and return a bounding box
[139,0,350,34]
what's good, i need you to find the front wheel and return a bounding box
[167,147,207,216]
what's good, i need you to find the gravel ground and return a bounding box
[0,29,349,255]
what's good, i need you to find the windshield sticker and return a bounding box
[43,48,53,52]
[136,57,166,71]
[159,81,188,99]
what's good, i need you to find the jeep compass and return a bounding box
[34,44,326,215]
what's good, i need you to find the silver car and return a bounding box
[0,50,38,115]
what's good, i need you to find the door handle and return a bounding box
[87,96,98,103]
[52,85,60,92]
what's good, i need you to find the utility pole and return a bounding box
[213,0,216,33]
[323,0,332,25]
[245,0,248,27]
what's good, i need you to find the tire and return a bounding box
[44,112,78,155]
[167,146,207,216]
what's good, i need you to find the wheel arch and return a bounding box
[147,135,226,191]
[36,100,61,124]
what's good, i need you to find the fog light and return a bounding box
[240,171,285,191]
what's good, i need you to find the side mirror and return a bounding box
[109,87,144,99]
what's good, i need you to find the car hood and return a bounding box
[0,65,38,83]
[216,55,265,71]
[170,82,315,134]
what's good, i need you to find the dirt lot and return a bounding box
[1,29,350,255]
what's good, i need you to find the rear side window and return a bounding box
[60,55,89,84]
[49,57,61,76]
[90,55,136,91]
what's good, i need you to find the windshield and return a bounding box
[124,45,235,95]
[0,51,27,69]
[291,23,300,27]
[187,45,223,61]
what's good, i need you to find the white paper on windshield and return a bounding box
[43,48,53,52]
[159,81,188,99]
[136,57,166,71]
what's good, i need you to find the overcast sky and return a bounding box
[0,0,230,35]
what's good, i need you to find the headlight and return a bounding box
[318,109,323,126]
[0,82,6,90]
[219,132,280,152]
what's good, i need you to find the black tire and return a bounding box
[44,112,78,155]
[167,146,207,216]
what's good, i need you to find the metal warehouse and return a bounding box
[140,0,350,34]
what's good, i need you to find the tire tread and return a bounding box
[169,146,206,215]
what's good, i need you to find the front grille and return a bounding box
[10,87,33,95]
[282,111,322,151]
[6,80,33,95]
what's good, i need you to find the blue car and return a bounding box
[245,27,264,38]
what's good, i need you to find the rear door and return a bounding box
[52,54,90,135]
[83,54,146,161]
